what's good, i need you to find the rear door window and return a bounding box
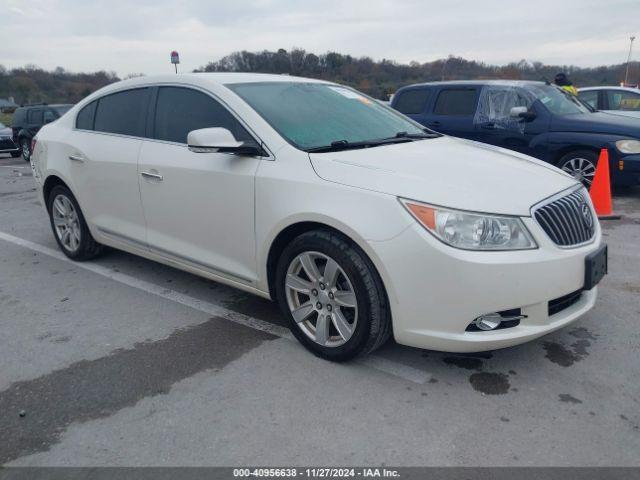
[43,110,56,123]
[606,90,640,111]
[434,89,478,115]
[28,109,43,124]
[76,101,98,130]
[153,86,253,144]
[394,89,431,114]
[94,88,150,137]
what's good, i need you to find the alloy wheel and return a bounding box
[561,157,596,187]
[52,194,81,252]
[285,251,358,347]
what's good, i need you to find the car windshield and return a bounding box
[0,122,5,129]
[527,85,591,115]
[227,82,427,151]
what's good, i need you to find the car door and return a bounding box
[68,88,150,245]
[137,86,262,284]
[474,86,548,156]
[422,87,480,139]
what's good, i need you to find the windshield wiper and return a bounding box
[394,131,441,139]
[306,137,413,153]
[306,131,441,153]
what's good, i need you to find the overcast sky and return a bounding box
[2,0,638,76]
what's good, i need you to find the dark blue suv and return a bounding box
[391,80,640,187]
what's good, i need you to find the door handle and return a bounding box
[430,121,441,127]
[140,171,163,181]
[68,154,85,162]
[481,123,496,130]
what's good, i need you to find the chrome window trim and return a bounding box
[72,82,275,161]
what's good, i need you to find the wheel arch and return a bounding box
[264,221,396,314]
[553,145,599,165]
[42,174,74,212]
[17,129,32,142]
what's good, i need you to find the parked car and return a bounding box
[12,103,73,162]
[391,80,640,187]
[578,86,640,120]
[30,74,606,360]
[0,122,20,157]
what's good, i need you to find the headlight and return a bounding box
[616,139,640,154]
[400,199,537,251]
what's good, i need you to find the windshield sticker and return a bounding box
[328,86,367,100]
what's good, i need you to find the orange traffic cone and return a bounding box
[589,148,620,220]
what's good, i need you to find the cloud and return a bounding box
[0,0,637,75]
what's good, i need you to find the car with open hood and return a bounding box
[29,74,606,360]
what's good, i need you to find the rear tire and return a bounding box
[275,230,391,361]
[557,150,597,189]
[47,185,103,260]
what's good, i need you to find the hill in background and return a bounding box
[1,48,638,109]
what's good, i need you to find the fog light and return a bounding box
[473,313,503,331]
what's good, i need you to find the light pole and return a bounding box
[624,36,635,86]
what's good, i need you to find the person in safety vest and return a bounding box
[554,72,578,95]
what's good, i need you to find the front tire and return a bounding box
[558,150,597,189]
[275,230,391,361]
[21,138,31,162]
[47,185,103,260]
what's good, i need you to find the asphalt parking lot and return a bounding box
[0,153,639,467]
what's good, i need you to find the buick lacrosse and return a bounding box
[30,73,607,361]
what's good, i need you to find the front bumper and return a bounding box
[0,137,19,153]
[369,214,602,352]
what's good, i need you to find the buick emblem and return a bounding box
[581,203,593,228]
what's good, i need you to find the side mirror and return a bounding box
[509,106,536,121]
[187,127,262,156]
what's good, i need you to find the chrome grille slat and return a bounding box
[547,204,571,244]
[564,194,588,240]
[533,188,595,247]
[557,197,581,243]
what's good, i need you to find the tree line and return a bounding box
[196,49,639,99]
[0,65,119,106]
[2,49,638,106]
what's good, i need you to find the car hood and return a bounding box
[309,136,578,216]
[550,111,640,136]
[601,110,640,120]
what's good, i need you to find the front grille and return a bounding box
[548,289,582,316]
[534,189,595,247]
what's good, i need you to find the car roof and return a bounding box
[103,72,331,90]
[399,79,547,89]
[16,104,72,110]
[579,86,640,93]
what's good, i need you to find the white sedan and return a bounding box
[30,73,606,360]
[578,86,640,119]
